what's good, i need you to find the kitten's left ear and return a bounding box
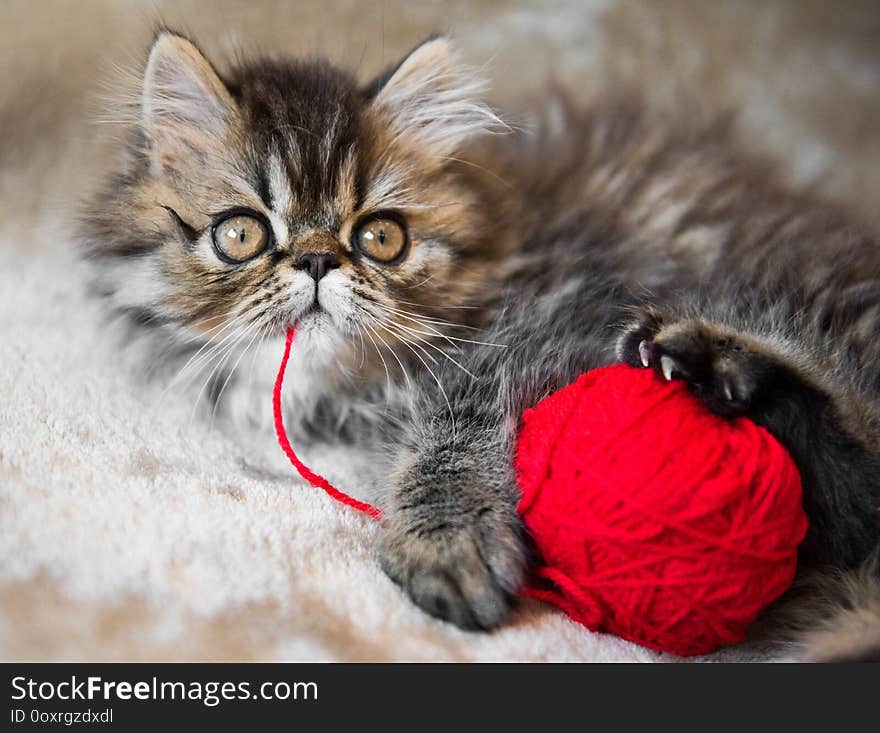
[366,37,501,156]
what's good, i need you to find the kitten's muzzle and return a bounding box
[294,251,340,282]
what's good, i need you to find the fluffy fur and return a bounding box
[81,31,880,660]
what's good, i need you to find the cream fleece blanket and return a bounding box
[2,0,878,662]
[0,246,782,661]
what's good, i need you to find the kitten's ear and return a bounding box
[367,37,501,156]
[142,31,237,177]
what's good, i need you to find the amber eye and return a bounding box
[352,212,408,264]
[211,212,271,263]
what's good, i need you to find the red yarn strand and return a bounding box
[273,328,383,520]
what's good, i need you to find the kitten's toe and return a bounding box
[407,572,475,628]
[380,506,525,631]
[407,568,507,630]
[618,307,665,366]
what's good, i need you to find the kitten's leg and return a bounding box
[618,307,880,569]
[378,390,527,630]
[379,283,621,629]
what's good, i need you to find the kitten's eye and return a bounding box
[211,212,270,263]
[352,212,408,264]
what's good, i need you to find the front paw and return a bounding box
[619,310,772,418]
[380,504,526,630]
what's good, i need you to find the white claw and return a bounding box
[723,382,733,401]
[660,355,676,381]
[638,340,650,367]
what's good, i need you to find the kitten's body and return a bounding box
[83,32,880,660]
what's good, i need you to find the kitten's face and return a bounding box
[86,33,502,378]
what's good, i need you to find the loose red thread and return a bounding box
[273,327,383,519]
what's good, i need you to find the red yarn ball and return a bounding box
[515,365,808,657]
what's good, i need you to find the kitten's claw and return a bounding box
[723,381,733,401]
[660,354,676,381]
[638,340,651,367]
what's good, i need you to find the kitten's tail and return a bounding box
[782,552,880,662]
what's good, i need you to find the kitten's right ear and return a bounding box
[142,31,237,178]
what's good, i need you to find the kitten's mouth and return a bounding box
[290,300,328,330]
[284,284,345,336]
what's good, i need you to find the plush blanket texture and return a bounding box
[2,0,878,661]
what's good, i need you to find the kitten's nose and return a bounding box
[294,252,340,282]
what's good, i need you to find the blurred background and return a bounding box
[3,0,880,246]
[0,0,880,246]
[2,0,880,661]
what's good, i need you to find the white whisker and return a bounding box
[382,318,477,379]
[383,324,457,439]
[365,321,413,393]
[189,325,254,425]
[209,318,266,427]
[373,302,506,346]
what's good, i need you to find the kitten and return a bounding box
[82,31,880,660]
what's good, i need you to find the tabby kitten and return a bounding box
[83,31,880,660]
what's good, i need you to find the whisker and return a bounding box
[158,313,255,404]
[189,325,254,424]
[247,323,271,386]
[382,318,477,379]
[357,304,483,381]
[360,320,393,409]
[373,321,438,366]
[209,318,266,427]
[394,298,481,310]
[382,324,457,439]
[365,321,413,394]
[355,325,367,371]
[378,308,506,348]
[372,302,483,331]
[168,315,255,392]
[372,303,504,345]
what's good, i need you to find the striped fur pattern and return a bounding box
[82,32,880,660]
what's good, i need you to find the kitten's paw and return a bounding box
[620,313,773,418]
[380,504,526,630]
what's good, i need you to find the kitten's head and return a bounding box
[84,31,505,379]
